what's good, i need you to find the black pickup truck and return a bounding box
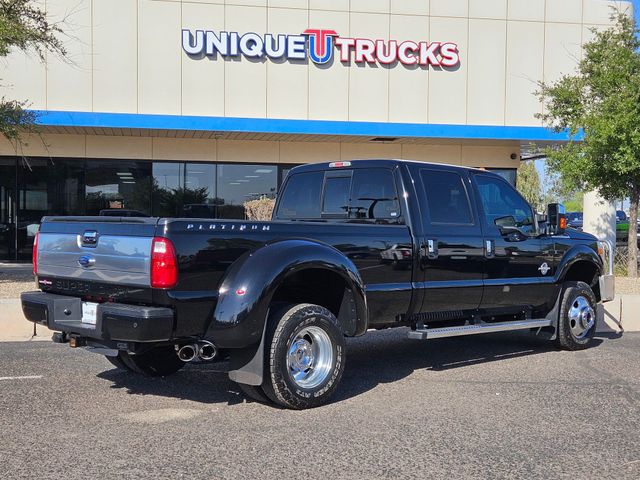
[21,159,614,409]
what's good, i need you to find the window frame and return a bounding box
[420,168,476,227]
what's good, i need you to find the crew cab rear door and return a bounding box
[414,167,485,313]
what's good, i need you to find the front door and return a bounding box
[416,167,485,314]
[0,159,16,260]
[472,173,556,312]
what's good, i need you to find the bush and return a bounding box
[244,197,275,221]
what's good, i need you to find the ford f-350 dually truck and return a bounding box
[21,160,614,409]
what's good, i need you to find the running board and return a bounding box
[407,319,554,340]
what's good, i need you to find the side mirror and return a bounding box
[494,216,527,241]
[547,203,566,235]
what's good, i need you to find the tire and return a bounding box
[556,281,597,351]
[119,345,185,377]
[261,303,346,410]
[238,383,270,404]
[104,353,132,371]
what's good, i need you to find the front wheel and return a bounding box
[260,303,346,409]
[556,281,597,350]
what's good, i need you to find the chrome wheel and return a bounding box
[286,325,334,389]
[568,295,595,339]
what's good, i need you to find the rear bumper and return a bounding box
[599,274,615,303]
[20,291,174,342]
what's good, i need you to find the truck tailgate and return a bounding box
[37,217,159,287]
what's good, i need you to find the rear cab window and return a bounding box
[420,170,474,225]
[276,167,403,224]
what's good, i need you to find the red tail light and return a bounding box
[32,231,39,275]
[150,237,178,289]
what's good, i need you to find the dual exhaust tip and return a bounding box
[176,341,217,362]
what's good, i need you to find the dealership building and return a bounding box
[0,0,631,260]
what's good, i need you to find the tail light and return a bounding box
[32,231,39,275]
[150,237,178,289]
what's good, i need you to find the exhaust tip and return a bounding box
[198,342,218,361]
[177,344,197,362]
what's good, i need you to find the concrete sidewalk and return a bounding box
[0,299,50,341]
[0,295,638,342]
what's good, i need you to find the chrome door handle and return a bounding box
[426,239,438,259]
[485,239,494,258]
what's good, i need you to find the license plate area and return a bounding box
[81,302,98,327]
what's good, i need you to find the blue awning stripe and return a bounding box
[31,110,580,142]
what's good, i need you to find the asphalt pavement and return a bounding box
[1,330,639,480]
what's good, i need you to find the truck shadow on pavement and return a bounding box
[97,328,607,407]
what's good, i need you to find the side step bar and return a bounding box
[407,319,553,340]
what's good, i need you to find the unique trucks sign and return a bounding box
[182,28,460,68]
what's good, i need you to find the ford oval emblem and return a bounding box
[78,255,95,268]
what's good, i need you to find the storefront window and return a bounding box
[182,164,219,218]
[217,164,277,219]
[152,162,184,217]
[85,160,152,216]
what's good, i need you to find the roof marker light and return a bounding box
[329,161,351,168]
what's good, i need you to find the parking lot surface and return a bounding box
[1,330,638,480]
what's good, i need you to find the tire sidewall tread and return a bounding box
[264,303,345,409]
[557,281,597,351]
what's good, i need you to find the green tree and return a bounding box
[537,12,640,276]
[562,191,585,213]
[0,0,65,142]
[517,161,543,212]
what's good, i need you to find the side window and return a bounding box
[420,170,473,224]
[475,175,534,233]
[350,169,401,221]
[276,171,324,219]
[322,175,351,216]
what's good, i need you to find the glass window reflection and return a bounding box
[85,160,151,216]
[152,162,184,217]
[182,164,218,218]
[217,164,277,219]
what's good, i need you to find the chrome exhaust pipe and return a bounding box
[198,341,218,361]
[177,344,197,362]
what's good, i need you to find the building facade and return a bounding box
[0,0,632,260]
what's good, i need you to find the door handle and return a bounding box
[485,239,495,258]
[426,239,438,259]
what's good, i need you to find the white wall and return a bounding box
[0,0,631,127]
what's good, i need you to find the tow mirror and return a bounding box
[547,203,566,235]
[495,216,526,241]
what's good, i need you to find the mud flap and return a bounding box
[538,290,562,341]
[228,321,268,386]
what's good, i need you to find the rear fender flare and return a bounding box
[207,239,368,349]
